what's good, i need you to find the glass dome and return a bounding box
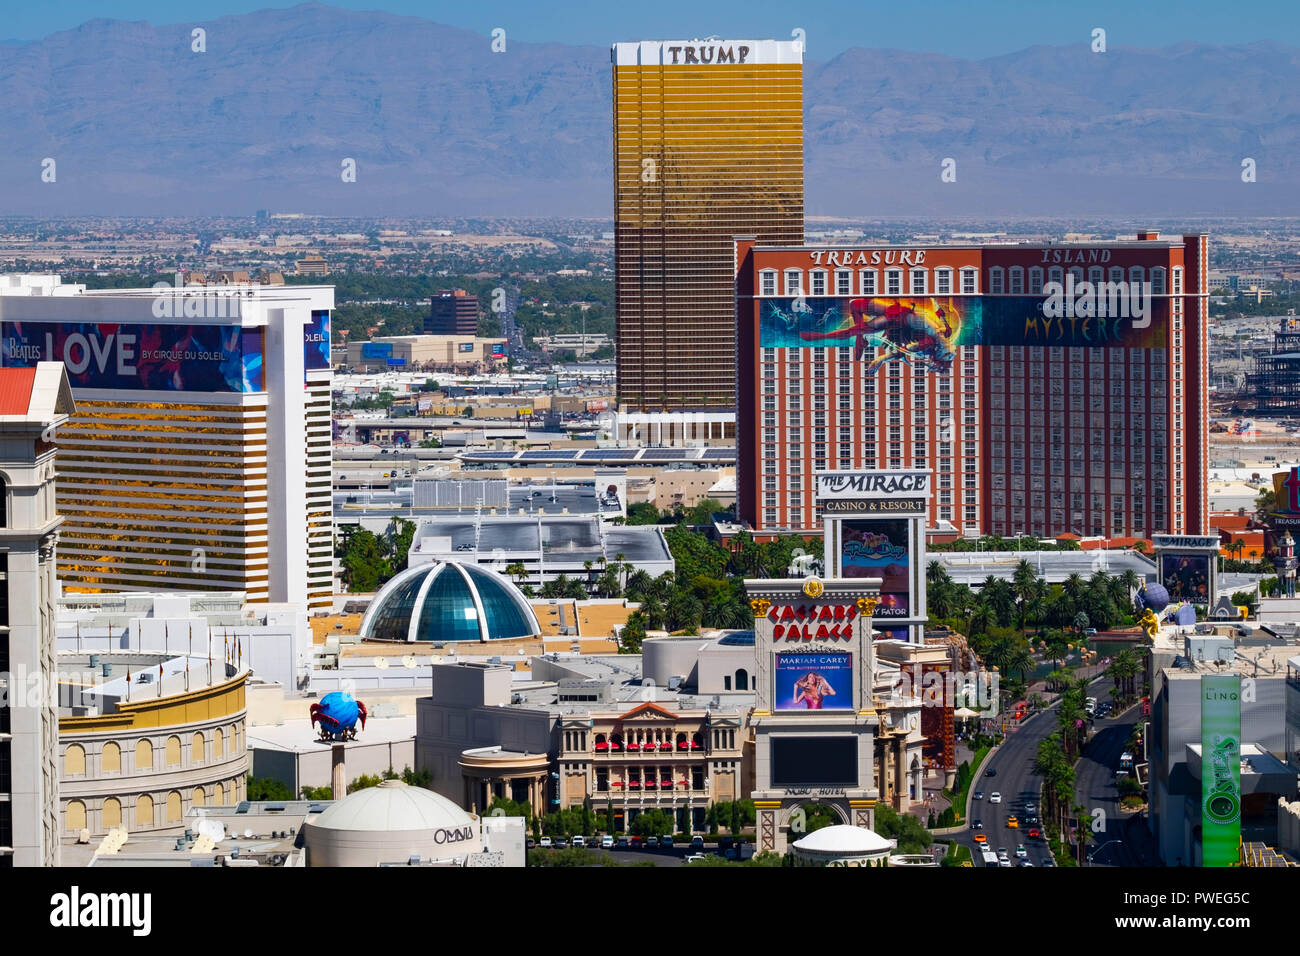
[360,562,540,643]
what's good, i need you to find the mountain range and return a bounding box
[1,3,1297,219]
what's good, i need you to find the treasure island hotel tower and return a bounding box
[612,39,803,441]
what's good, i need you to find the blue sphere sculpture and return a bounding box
[1135,582,1170,614]
[310,692,368,741]
[1172,603,1197,627]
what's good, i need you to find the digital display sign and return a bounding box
[774,652,852,711]
[840,519,911,616]
[304,310,330,371]
[1200,675,1241,867]
[1162,553,1211,603]
[1,320,265,393]
[759,296,1166,373]
[770,736,857,788]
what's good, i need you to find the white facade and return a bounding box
[0,275,333,609]
[0,362,75,866]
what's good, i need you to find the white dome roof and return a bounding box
[310,780,475,833]
[792,824,892,855]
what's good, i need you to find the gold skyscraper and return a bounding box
[613,39,803,413]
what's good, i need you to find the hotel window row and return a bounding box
[761,267,980,297]
[982,265,1175,295]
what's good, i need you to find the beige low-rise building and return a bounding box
[57,655,250,841]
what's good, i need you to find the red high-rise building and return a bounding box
[736,232,1209,540]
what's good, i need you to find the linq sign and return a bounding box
[769,603,859,640]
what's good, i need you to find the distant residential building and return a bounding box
[426,289,479,336]
[296,255,329,276]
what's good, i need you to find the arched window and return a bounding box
[65,744,86,776]
[66,800,86,833]
[136,794,154,828]
[735,668,750,691]
[221,781,232,805]
[192,732,205,764]
[213,728,224,757]
[135,739,153,770]
[193,787,207,808]
[101,741,121,774]
[165,735,181,767]
[102,797,122,829]
[166,791,182,823]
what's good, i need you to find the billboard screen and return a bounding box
[840,519,911,616]
[770,736,857,788]
[774,652,853,711]
[361,342,392,360]
[304,310,330,371]
[1200,675,1241,867]
[759,296,1166,373]
[1,320,264,393]
[491,342,506,356]
[458,342,474,353]
[1162,553,1211,603]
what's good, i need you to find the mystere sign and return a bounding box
[817,471,930,501]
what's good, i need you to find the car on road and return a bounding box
[1006,816,1019,829]
[554,837,568,849]
[684,853,707,864]
[973,790,984,801]
[645,836,658,848]
[989,792,1002,804]
[526,837,536,849]
[971,819,983,830]
[572,835,585,848]
[617,836,630,848]
[690,836,705,849]
[601,835,615,849]
[1028,827,1042,839]
[630,836,644,848]
[661,835,675,848]
[997,848,1009,863]
[984,768,997,777]
[1025,815,1039,826]
[539,837,552,848]
[1018,860,1034,867]
[1040,856,1056,867]
[1084,628,1098,638]
[973,833,988,844]
[1024,801,1037,813]
[1015,844,1028,859]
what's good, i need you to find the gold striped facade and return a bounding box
[614,61,803,410]
[55,399,271,600]
[304,376,334,610]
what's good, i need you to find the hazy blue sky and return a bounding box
[4,0,1298,57]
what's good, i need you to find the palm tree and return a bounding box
[967,603,996,640]
[505,561,528,588]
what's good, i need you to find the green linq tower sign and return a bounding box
[1200,675,1242,867]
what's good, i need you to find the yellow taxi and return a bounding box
[1007,815,1019,829]
[973,833,988,844]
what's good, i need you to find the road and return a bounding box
[1073,702,1158,867]
[961,700,1060,868]
[958,673,1118,869]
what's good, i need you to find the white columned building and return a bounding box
[0,362,75,866]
